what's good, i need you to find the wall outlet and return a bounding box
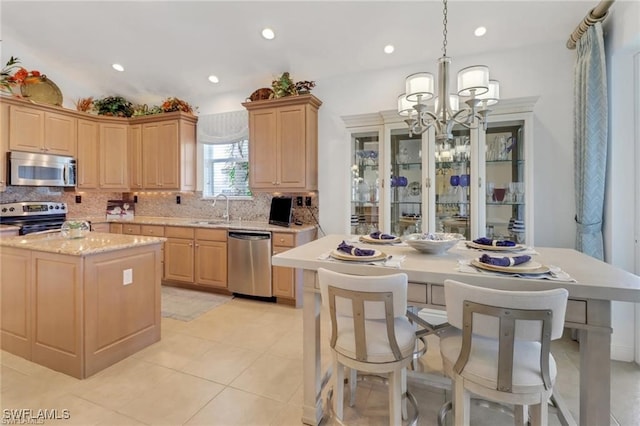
[176,195,181,204]
[296,196,303,206]
[133,195,138,203]
[75,195,81,203]
[123,269,132,285]
[305,196,312,206]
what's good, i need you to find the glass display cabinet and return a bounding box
[344,97,536,244]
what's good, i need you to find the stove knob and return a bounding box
[61,205,66,210]
[55,205,60,209]
[1,208,6,213]
[9,207,15,212]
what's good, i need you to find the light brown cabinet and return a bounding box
[164,226,196,283]
[194,228,227,289]
[8,104,76,156]
[76,119,128,190]
[131,113,196,191]
[0,243,162,379]
[243,94,321,192]
[0,103,9,191]
[164,226,227,289]
[271,229,317,305]
[99,122,129,189]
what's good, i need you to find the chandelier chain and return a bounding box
[442,0,448,57]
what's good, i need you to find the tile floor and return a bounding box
[1,296,639,425]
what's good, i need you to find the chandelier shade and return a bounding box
[435,94,460,113]
[457,65,490,97]
[397,94,417,117]
[477,80,500,106]
[405,72,435,101]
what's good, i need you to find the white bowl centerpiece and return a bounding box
[402,232,464,254]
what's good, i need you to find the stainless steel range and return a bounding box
[0,201,68,235]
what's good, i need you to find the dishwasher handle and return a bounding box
[228,231,271,241]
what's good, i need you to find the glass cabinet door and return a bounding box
[389,128,423,236]
[485,120,526,244]
[350,129,381,234]
[434,133,472,239]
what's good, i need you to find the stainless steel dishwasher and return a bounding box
[227,231,272,297]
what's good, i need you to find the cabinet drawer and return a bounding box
[430,284,445,306]
[408,283,427,304]
[272,233,294,247]
[109,223,123,234]
[165,226,195,239]
[195,228,227,242]
[122,224,141,235]
[566,299,587,324]
[272,245,290,255]
[140,225,165,237]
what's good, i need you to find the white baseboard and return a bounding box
[611,344,635,362]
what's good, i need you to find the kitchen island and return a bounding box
[272,234,640,426]
[0,232,164,379]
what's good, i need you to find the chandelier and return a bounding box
[397,0,499,141]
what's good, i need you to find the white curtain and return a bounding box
[197,110,248,144]
[574,22,608,260]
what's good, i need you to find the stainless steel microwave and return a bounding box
[8,151,76,187]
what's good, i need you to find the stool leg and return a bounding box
[453,377,470,426]
[529,402,548,426]
[333,359,344,420]
[514,405,527,426]
[388,370,402,426]
[401,368,408,420]
[349,368,357,407]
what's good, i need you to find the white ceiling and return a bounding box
[1,1,595,107]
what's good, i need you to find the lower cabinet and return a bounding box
[164,226,228,289]
[271,229,317,306]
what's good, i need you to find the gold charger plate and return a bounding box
[359,235,400,244]
[466,241,526,251]
[471,259,549,274]
[20,76,63,106]
[330,249,386,262]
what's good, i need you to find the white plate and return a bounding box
[471,258,549,274]
[466,241,526,251]
[330,249,386,262]
[359,234,400,244]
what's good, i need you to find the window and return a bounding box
[198,110,251,198]
[202,140,251,198]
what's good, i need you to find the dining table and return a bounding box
[271,234,640,426]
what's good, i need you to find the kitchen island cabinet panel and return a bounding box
[0,248,31,358]
[0,235,162,379]
[31,252,82,378]
[84,247,160,376]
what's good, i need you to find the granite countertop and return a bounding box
[74,216,317,233]
[0,232,165,256]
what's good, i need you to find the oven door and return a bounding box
[9,151,76,187]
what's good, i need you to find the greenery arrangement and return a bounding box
[93,96,134,117]
[75,97,94,112]
[1,56,42,95]
[161,97,196,114]
[270,72,316,98]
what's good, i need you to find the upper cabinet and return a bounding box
[76,117,129,190]
[6,100,77,157]
[243,94,321,192]
[130,112,197,191]
[0,103,9,191]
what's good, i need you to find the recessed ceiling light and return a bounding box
[384,45,395,54]
[262,28,275,40]
[112,63,124,72]
[208,75,219,83]
[474,26,487,37]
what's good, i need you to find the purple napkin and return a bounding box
[338,241,375,256]
[479,254,531,267]
[369,231,396,240]
[473,237,516,247]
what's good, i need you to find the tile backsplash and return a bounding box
[0,187,319,225]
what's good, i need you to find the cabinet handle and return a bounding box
[425,177,431,188]
[195,243,199,248]
[478,176,483,188]
[272,181,277,185]
[189,242,193,247]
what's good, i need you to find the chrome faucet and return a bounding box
[212,193,229,222]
